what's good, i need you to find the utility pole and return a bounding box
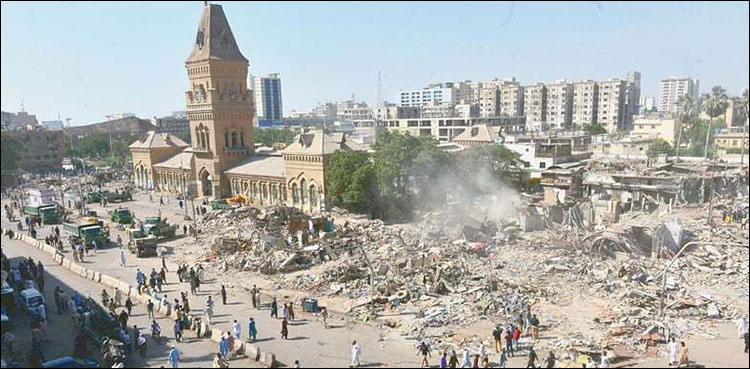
[707,156,717,225]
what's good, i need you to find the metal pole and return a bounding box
[707,156,717,225]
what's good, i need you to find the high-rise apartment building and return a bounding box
[478,85,500,118]
[572,80,599,127]
[398,87,455,107]
[253,73,283,124]
[659,77,700,113]
[523,83,547,131]
[596,79,627,133]
[499,82,524,118]
[544,80,573,129]
[624,71,641,127]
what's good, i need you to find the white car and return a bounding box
[18,288,44,316]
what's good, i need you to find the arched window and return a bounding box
[262,184,268,199]
[240,131,245,148]
[224,132,230,148]
[310,185,318,207]
[292,184,299,205]
[300,179,307,205]
[231,132,238,148]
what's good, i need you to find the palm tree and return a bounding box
[675,94,695,161]
[702,86,729,160]
[739,89,748,165]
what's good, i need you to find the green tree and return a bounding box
[584,123,607,135]
[702,86,729,159]
[647,138,674,159]
[326,151,377,213]
[254,128,297,147]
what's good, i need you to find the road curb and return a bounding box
[3,227,279,368]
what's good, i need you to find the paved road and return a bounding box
[3,196,421,368]
[1,234,250,368]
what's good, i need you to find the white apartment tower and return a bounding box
[500,82,524,117]
[572,80,599,127]
[597,79,627,133]
[398,87,455,107]
[523,83,547,131]
[544,80,573,129]
[659,77,700,113]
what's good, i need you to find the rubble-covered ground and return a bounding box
[168,196,748,366]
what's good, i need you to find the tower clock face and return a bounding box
[228,90,237,100]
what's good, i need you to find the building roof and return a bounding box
[186,4,247,64]
[67,116,155,137]
[129,131,189,149]
[452,124,502,143]
[282,130,363,155]
[224,152,286,178]
[152,151,194,170]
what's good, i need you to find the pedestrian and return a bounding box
[545,351,555,368]
[600,350,611,368]
[667,337,679,365]
[248,317,257,342]
[137,334,147,357]
[482,357,490,368]
[294,360,300,368]
[251,285,258,309]
[114,287,122,307]
[473,354,480,368]
[125,297,133,316]
[677,341,690,368]
[530,314,540,340]
[419,341,431,368]
[743,329,749,353]
[440,352,448,368]
[499,349,508,368]
[493,326,503,353]
[289,302,295,321]
[513,325,521,351]
[132,325,140,351]
[462,347,472,368]
[92,240,98,254]
[220,333,231,359]
[736,317,748,339]
[119,250,126,267]
[206,296,214,319]
[221,285,227,305]
[351,340,362,368]
[183,224,187,236]
[271,298,278,318]
[321,307,329,329]
[282,303,290,321]
[526,348,537,368]
[147,300,155,319]
[504,327,514,357]
[232,319,241,340]
[449,351,459,368]
[168,345,179,368]
[281,318,289,340]
[212,353,229,369]
[174,320,182,343]
[162,255,168,272]
[117,234,122,248]
[151,320,161,340]
[37,303,47,324]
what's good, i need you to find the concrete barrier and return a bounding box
[246,343,261,361]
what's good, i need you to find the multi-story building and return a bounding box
[421,102,456,119]
[398,87,454,107]
[659,77,700,113]
[640,96,656,112]
[253,73,283,126]
[478,85,500,118]
[544,80,573,129]
[572,80,599,127]
[152,112,190,134]
[371,103,420,121]
[624,71,641,120]
[499,82,524,118]
[523,83,547,131]
[335,100,371,121]
[41,120,64,131]
[597,79,627,133]
[1,111,38,130]
[8,127,65,171]
[383,116,525,143]
[454,104,480,118]
[632,113,682,145]
[427,81,478,104]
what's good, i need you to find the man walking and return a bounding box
[174,320,183,343]
[119,251,126,267]
[351,340,362,368]
[251,285,258,309]
[221,285,227,305]
[248,317,257,342]
[168,345,179,368]
[419,341,431,368]
[271,298,278,318]
[493,326,503,353]
[232,319,241,340]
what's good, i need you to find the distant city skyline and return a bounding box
[1,1,748,125]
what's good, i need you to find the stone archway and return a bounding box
[199,168,212,197]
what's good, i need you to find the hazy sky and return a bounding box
[1,1,748,125]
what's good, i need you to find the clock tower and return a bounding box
[185,3,254,197]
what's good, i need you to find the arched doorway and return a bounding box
[199,169,212,197]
